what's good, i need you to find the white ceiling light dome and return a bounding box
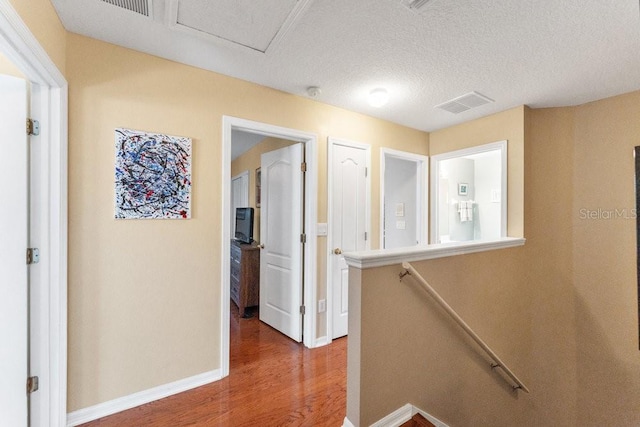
[369,88,389,108]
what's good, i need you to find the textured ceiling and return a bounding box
[51,0,640,132]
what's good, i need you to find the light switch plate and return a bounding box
[317,223,328,236]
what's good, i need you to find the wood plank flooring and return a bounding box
[79,304,347,426]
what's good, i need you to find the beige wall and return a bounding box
[66,33,428,411]
[525,106,578,425]
[0,52,24,77]
[8,0,66,74]
[572,91,640,425]
[350,93,640,425]
[231,137,296,240]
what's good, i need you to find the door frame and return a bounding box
[380,148,429,248]
[221,116,318,377]
[0,1,68,426]
[326,137,371,342]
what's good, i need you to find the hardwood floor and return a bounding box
[79,303,347,426]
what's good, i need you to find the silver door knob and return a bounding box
[333,248,342,255]
[258,244,265,249]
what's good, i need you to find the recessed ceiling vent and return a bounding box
[400,0,435,13]
[435,91,495,114]
[99,0,151,17]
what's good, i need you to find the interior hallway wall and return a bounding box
[571,90,640,425]
[65,33,428,411]
[351,92,640,426]
[8,0,66,74]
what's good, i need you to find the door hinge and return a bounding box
[300,305,306,315]
[27,118,40,136]
[301,162,307,172]
[364,232,368,241]
[365,167,368,177]
[300,233,307,244]
[27,376,39,393]
[26,248,40,265]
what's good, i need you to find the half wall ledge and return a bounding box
[343,237,526,269]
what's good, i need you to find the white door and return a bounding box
[0,74,29,426]
[231,171,249,235]
[329,139,369,339]
[260,144,303,342]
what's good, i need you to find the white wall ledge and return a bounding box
[343,237,526,269]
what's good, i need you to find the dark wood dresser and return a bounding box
[230,239,260,317]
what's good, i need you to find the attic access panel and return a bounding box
[171,0,311,53]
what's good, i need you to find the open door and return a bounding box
[259,144,303,342]
[0,74,29,426]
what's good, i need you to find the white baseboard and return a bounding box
[66,369,222,426]
[369,403,449,427]
[343,416,356,427]
[314,335,330,347]
[371,403,413,427]
[412,406,448,427]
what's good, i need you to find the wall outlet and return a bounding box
[318,299,326,313]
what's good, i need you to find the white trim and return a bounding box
[370,403,413,427]
[314,335,330,347]
[66,369,222,426]
[342,416,356,427]
[0,2,68,426]
[222,116,320,376]
[411,407,448,427]
[344,237,525,269]
[327,137,371,341]
[380,148,429,249]
[430,140,507,244]
[368,403,449,427]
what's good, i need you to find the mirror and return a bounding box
[430,140,507,244]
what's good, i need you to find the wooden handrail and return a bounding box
[400,261,530,393]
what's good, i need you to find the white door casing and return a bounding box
[0,2,69,426]
[222,117,318,377]
[0,73,28,427]
[328,138,370,340]
[259,144,304,342]
[380,148,428,249]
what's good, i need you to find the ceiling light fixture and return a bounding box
[369,88,389,108]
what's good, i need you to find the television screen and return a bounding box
[234,207,254,244]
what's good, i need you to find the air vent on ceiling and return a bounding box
[435,91,495,114]
[400,0,435,12]
[99,0,151,17]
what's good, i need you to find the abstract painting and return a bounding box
[115,128,191,219]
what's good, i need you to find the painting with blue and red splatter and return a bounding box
[115,128,191,219]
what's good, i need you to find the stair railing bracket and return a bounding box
[399,270,411,281]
